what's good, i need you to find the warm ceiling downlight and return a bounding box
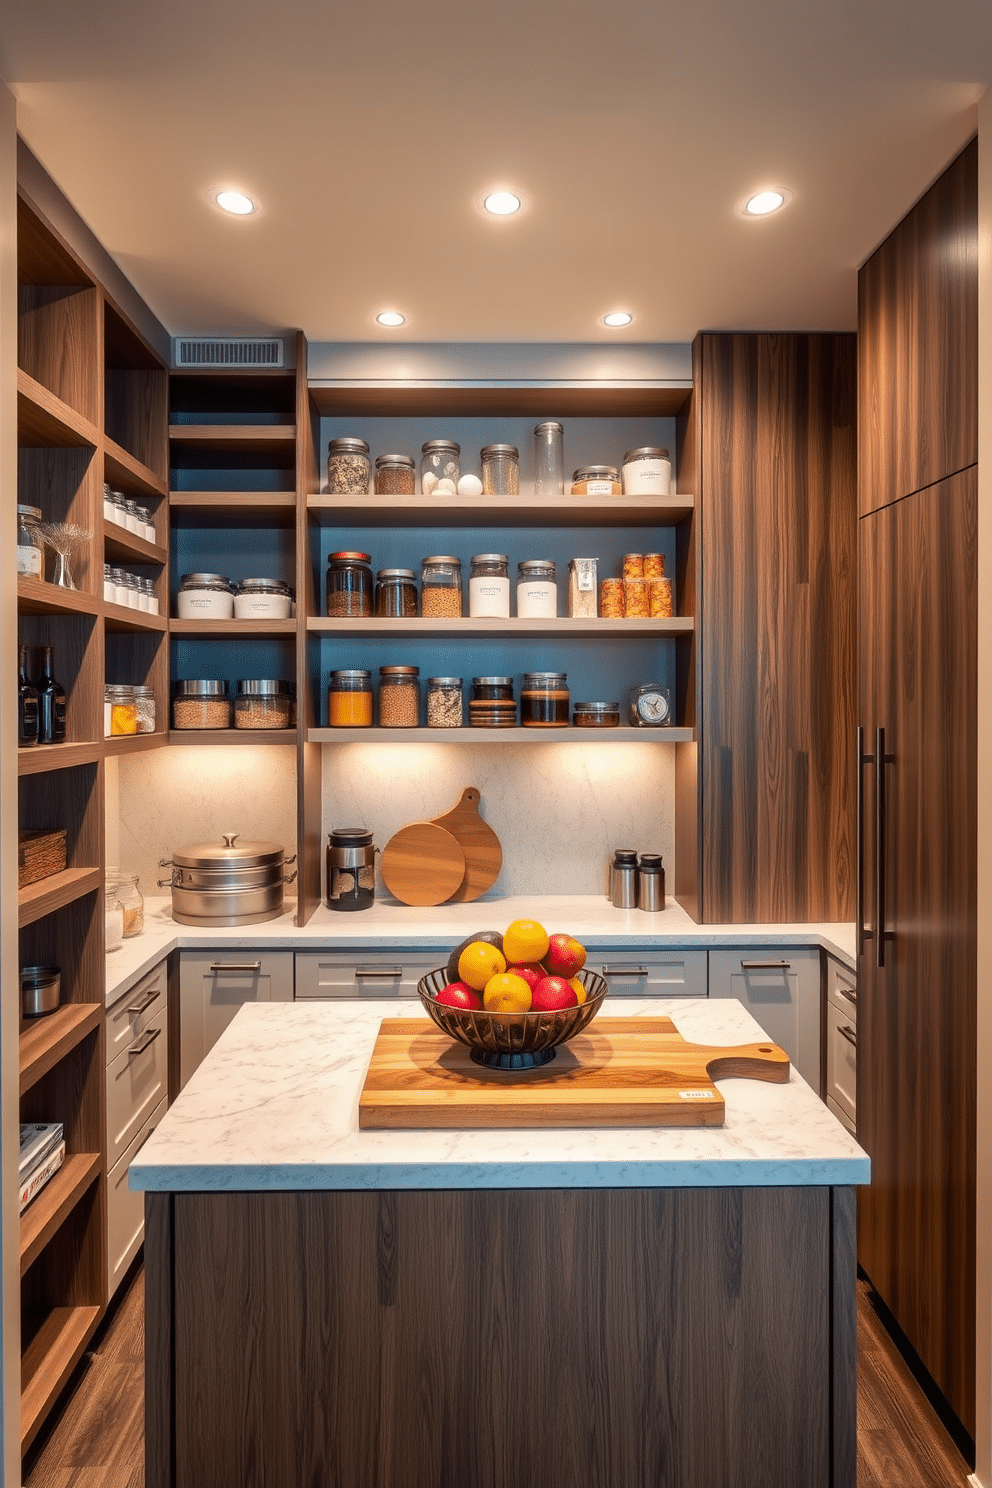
[603,311,633,327]
[483,191,522,216]
[743,190,788,216]
[213,190,258,216]
[375,311,406,327]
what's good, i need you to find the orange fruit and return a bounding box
[483,972,533,1012]
[502,918,549,965]
[458,940,506,990]
[568,976,586,1005]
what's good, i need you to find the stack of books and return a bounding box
[19,1123,65,1214]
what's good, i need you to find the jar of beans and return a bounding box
[470,676,516,728]
[326,551,373,616]
[375,569,418,618]
[426,677,463,728]
[378,666,420,727]
[234,679,293,730]
[328,670,373,727]
[480,444,519,496]
[327,437,370,494]
[421,556,463,617]
[172,679,231,731]
[374,454,416,495]
[521,672,570,727]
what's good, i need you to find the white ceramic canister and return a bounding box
[468,554,511,618]
[176,573,235,620]
[622,446,672,495]
[516,560,557,618]
[234,578,292,621]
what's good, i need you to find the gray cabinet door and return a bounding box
[179,950,294,1088]
[707,947,820,1088]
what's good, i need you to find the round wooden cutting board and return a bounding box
[380,822,466,906]
[430,787,502,903]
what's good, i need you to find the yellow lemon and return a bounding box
[483,972,533,1013]
[502,918,549,966]
[458,940,506,991]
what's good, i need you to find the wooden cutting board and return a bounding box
[380,823,466,906]
[359,1016,790,1129]
[431,786,502,903]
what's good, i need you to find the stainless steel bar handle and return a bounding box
[601,966,650,977]
[127,1027,161,1058]
[355,966,404,978]
[127,986,160,1015]
[875,726,895,969]
[209,961,262,973]
[856,726,875,958]
[839,1024,857,1048]
[739,960,791,970]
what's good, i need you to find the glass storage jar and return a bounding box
[421,556,463,617]
[623,577,650,618]
[572,701,620,728]
[328,669,373,727]
[105,684,138,736]
[16,505,43,582]
[105,891,124,954]
[106,870,144,938]
[516,560,557,618]
[571,465,621,495]
[480,444,519,496]
[177,572,235,620]
[123,500,144,536]
[421,440,461,494]
[648,576,674,617]
[326,437,370,494]
[234,577,292,620]
[375,569,418,618]
[133,685,156,734]
[103,563,116,604]
[533,421,565,496]
[470,676,516,728]
[426,677,463,728]
[326,551,373,617]
[469,553,510,617]
[520,672,570,727]
[374,454,416,495]
[172,679,232,730]
[234,679,293,730]
[622,446,672,495]
[378,666,420,727]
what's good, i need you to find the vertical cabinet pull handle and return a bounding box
[857,726,875,958]
[874,726,896,968]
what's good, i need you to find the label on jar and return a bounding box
[623,459,672,495]
[17,544,42,578]
[469,577,511,618]
[234,595,291,620]
[516,582,557,618]
[584,480,614,495]
[177,591,234,619]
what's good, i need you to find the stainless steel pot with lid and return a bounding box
[159,832,297,925]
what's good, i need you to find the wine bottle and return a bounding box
[18,645,39,748]
[35,645,67,745]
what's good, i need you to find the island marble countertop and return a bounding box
[130,997,869,1194]
[107,895,856,1007]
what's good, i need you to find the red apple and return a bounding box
[506,963,544,993]
[543,933,587,979]
[531,975,579,1011]
[435,981,483,1010]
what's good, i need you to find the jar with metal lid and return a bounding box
[234,679,293,730]
[637,853,666,912]
[123,500,143,536]
[328,669,373,727]
[533,421,564,496]
[622,446,672,496]
[516,559,557,618]
[374,454,416,496]
[103,484,119,524]
[172,679,232,730]
[107,869,144,937]
[105,684,138,736]
[571,465,621,496]
[421,555,462,617]
[421,440,461,494]
[177,572,235,620]
[103,563,116,604]
[326,551,373,617]
[375,568,418,618]
[624,577,650,618]
[469,553,510,617]
[132,685,156,734]
[520,672,570,728]
[573,701,620,728]
[17,505,44,582]
[426,677,463,728]
[470,676,516,728]
[111,567,129,607]
[480,444,519,496]
[144,576,160,615]
[326,437,370,494]
[234,577,292,620]
[378,666,420,727]
[122,571,141,608]
[327,826,377,912]
[139,504,156,543]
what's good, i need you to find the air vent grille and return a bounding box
[174,337,284,368]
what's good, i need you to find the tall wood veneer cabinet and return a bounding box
[856,138,978,1441]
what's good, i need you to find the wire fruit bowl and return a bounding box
[417,965,608,1070]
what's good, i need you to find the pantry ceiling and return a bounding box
[1,0,989,344]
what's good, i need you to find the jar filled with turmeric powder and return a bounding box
[328,669,373,727]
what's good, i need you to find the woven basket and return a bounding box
[18,829,67,888]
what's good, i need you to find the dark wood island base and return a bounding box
[145,1184,856,1488]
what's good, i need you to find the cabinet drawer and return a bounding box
[106,1005,168,1170]
[826,998,857,1123]
[826,957,857,1022]
[827,1094,856,1138]
[585,949,708,999]
[106,957,168,1065]
[708,946,821,1088]
[107,1096,167,1301]
[295,949,441,999]
[179,950,294,1088]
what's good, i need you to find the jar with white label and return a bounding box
[177,573,235,620]
[234,578,292,620]
[516,560,557,618]
[571,466,621,496]
[17,505,44,582]
[621,447,672,495]
[469,554,510,617]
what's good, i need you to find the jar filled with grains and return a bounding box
[469,554,510,618]
[105,684,138,736]
[421,441,461,494]
[378,666,420,727]
[623,577,650,618]
[480,444,519,496]
[573,701,621,728]
[172,679,231,730]
[427,677,463,728]
[649,577,674,617]
[374,454,416,496]
[132,686,156,734]
[375,569,418,618]
[234,679,293,730]
[600,577,625,618]
[421,556,463,617]
[521,672,570,727]
[327,437,370,494]
[470,676,516,728]
[328,670,373,727]
[326,551,373,617]
[571,466,621,496]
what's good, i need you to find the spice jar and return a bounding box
[234,679,293,730]
[234,578,292,620]
[521,672,570,727]
[573,701,620,728]
[470,676,516,728]
[328,670,373,727]
[624,578,650,618]
[516,560,557,618]
[326,551,373,617]
[480,444,519,496]
[568,558,598,617]
[106,870,144,937]
[374,454,416,496]
[571,466,621,496]
[469,553,510,618]
[649,577,675,618]
[421,556,462,617]
[622,447,671,495]
[17,505,44,582]
[133,685,156,734]
[427,677,463,728]
[103,563,116,604]
[172,679,232,731]
[600,578,625,618]
[378,666,420,727]
[421,440,461,494]
[177,573,235,620]
[105,685,138,736]
[326,437,370,494]
[375,569,418,618]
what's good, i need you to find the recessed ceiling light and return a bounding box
[375,311,406,327]
[213,189,258,216]
[483,191,521,216]
[742,189,789,217]
[603,311,633,327]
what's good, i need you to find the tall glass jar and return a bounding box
[533,421,564,496]
[328,670,373,727]
[374,455,416,495]
[516,560,557,618]
[132,685,156,734]
[480,444,519,496]
[16,505,44,582]
[326,551,373,616]
[375,569,418,617]
[326,437,370,494]
[421,440,461,494]
[469,554,510,617]
[106,870,144,938]
[421,556,462,617]
[426,677,463,728]
[520,672,570,727]
[378,666,420,727]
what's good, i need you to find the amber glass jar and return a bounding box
[520,672,569,727]
[375,569,417,617]
[326,551,373,617]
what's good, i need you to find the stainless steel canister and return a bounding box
[610,849,639,909]
[637,854,666,912]
[159,832,297,926]
[21,965,61,1018]
[327,827,377,911]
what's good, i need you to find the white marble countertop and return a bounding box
[107,895,856,1007]
[130,997,869,1193]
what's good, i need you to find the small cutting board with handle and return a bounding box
[430,786,502,903]
[359,1016,790,1129]
[380,823,466,906]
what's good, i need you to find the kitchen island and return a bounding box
[132,997,868,1488]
